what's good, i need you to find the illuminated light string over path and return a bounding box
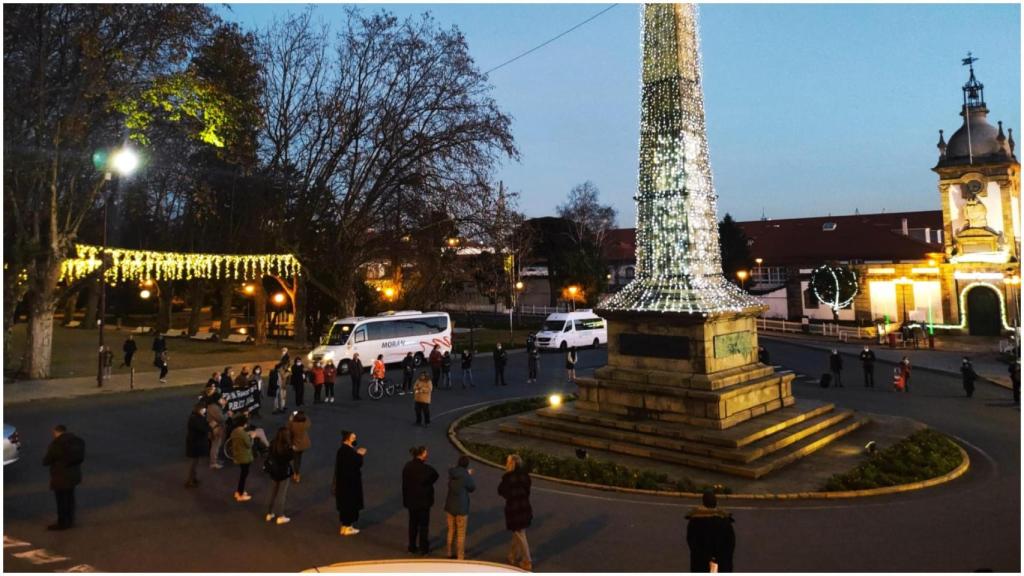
[599,4,762,315]
[60,244,301,285]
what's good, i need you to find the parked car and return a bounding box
[534,310,608,351]
[3,423,21,465]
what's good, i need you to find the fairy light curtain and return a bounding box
[60,244,300,284]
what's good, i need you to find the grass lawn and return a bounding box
[4,323,310,379]
[452,327,536,353]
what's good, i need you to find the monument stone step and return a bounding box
[499,413,869,479]
[518,405,854,463]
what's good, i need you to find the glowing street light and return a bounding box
[736,270,749,289]
[139,289,151,300]
[110,147,140,177]
[548,394,563,408]
[383,287,396,300]
[242,283,255,295]
[272,292,287,306]
[515,280,524,292]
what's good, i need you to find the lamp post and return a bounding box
[97,147,139,388]
[272,292,287,347]
[754,258,763,284]
[567,285,579,312]
[736,270,749,291]
[511,280,524,337]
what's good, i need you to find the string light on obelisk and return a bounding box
[599,4,762,315]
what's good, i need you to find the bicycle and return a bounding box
[367,377,395,400]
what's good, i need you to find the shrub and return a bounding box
[455,395,575,431]
[823,429,963,491]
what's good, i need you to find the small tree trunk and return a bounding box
[187,280,204,336]
[82,278,100,329]
[293,278,307,345]
[156,281,174,333]
[218,280,234,340]
[254,279,267,344]
[62,290,79,326]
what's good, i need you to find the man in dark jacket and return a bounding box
[152,334,167,363]
[401,352,416,395]
[350,354,363,400]
[829,349,844,388]
[859,346,876,387]
[121,334,138,368]
[494,343,508,386]
[429,345,443,389]
[42,425,86,530]
[402,446,440,555]
[290,358,306,406]
[219,367,234,394]
[186,402,211,488]
[960,357,977,398]
[334,430,366,536]
[460,349,475,388]
[686,491,735,573]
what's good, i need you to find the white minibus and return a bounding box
[308,311,452,373]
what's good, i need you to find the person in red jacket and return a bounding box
[429,345,443,389]
[310,361,326,404]
[323,360,338,404]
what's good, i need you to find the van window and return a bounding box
[354,327,367,343]
[542,320,565,332]
[324,323,355,345]
[578,318,605,331]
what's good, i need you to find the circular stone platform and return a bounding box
[453,403,964,497]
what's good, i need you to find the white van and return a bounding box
[534,310,608,351]
[308,311,452,373]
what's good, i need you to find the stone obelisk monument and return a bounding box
[503,4,865,478]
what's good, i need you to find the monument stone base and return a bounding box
[501,310,867,479]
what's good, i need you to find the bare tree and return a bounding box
[557,181,617,249]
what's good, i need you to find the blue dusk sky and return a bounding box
[214,3,1021,225]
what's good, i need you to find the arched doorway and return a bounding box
[965,285,1001,336]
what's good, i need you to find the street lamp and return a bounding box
[383,287,396,301]
[97,145,139,388]
[272,292,287,346]
[139,289,152,300]
[754,258,763,283]
[567,285,579,311]
[736,270,749,290]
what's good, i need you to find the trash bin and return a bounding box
[888,332,897,348]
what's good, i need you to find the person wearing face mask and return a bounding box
[859,346,876,388]
[186,402,212,488]
[829,349,844,388]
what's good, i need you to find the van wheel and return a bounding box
[593,338,600,349]
[339,360,351,375]
[559,341,568,352]
[414,352,425,367]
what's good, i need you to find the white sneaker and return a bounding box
[235,492,252,502]
[275,516,291,525]
[340,526,360,536]
[159,379,167,383]
[265,513,275,522]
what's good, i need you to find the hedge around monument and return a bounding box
[823,429,963,491]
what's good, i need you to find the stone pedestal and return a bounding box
[501,310,867,479]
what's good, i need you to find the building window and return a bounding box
[911,281,944,324]
[803,288,818,309]
[869,281,898,322]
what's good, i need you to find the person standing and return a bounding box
[372,354,387,389]
[494,343,507,386]
[206,371,220,390]
[334,430,366,536]
[101,346,114,380]
[527,346,539,384]
[429,345,443,389]
[310,361,326,404]
[264,427,295,525]
[279,347,290,370]
[460,349,475,388]
[121,334,137,368]
[401,352,416,395]
[268,366,281,414]
[859,346,876,387]
[402,446,440,555]
[565,347,578,383]
[249,366,265,419]
[960,357,977,398]
[234,366,251,390]
[497,454,532,571]
[229,414,254,502]
[828,350,843,388]
[324,359,337,403]
[441,351,453,390]
[42,425,85,531]
[414,372,433,427]
[156,350,169,383]
[757,345,770,365]
[152,333,167,366]
[186,402,211,488]
[290,358,306,407]
[899,356,912,393]
[207,396,227,469]
[685,490,736,573]
[1011,358,1021,405]
[444,455,476,560]
[219,367,234,394]
[350,354,364,400]
[287,411,311,483]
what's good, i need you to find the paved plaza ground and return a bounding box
[2,340,1020,572]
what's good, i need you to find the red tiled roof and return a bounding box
[604,210,944,266]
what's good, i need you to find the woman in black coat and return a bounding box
[497,454,533,570]
[186,402,211,488]
[350,354,364,400]
[290,358,306,407]
[333,430,366,536]
[265,427,295,525]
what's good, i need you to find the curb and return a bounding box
[761,334,1012,390]
[448,399,971,501]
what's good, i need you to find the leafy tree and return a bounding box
[3,4,221,377]
[718,213,751,284]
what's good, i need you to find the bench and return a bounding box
[161,329,187,338]
[65,321,81,328]
[130,326,153,335]
[222,334,253,344]
[190,332,218,342]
